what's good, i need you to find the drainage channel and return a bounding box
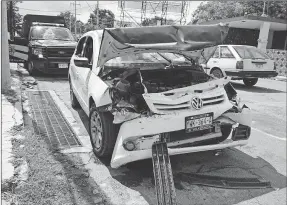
[27,90,82,150]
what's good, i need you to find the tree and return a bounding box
[241,1,287,19]
[192,1,244,23]
[58,11,84,35]
[192,1,287,23]
[86,9,115,31]
[7,1,22,36]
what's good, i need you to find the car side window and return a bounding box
[213,47,220,58]
[83,37,93,65]
[75,37,86,57]
[220,46,234,58]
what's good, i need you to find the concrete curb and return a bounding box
[273,76,287,82]
[48,92,149,205]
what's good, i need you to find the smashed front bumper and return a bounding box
[110,103,252,168]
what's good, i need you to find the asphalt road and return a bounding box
[27,73,286,205]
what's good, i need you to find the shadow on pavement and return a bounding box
[75,107,287,205]
[231,82,285,94]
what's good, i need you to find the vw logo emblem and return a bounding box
[191,97,203,110]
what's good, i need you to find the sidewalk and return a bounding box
[1,63,24,204]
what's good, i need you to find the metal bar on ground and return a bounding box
[152,141,177,205]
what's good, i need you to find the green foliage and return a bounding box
[58,11,84,34]
[7,1,22,35]
[192,1,287,23]
[86,9,115,31]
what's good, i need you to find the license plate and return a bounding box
[185,113,213,133]
[58,63,68,68]
[255,64,263,69]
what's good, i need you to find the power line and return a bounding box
[85,1,94,13]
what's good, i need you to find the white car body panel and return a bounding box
[206,45,275,77]
[69,28,253,168]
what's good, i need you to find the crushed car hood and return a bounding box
[97,24,229,67]
[30,39,77,47]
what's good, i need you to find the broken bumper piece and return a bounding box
[110,106,252,168]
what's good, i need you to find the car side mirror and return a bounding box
[74,56,90,68]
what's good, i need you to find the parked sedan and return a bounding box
[68,25,252,168]
[205,45,278,87]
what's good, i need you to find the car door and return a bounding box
[218,46,237,72]
[206,46,220,74]
[70,36,87,107]
[78,36,94,110]
[70,36,86,97]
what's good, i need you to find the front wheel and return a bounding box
[211,68,224,79]
[243,78,258,87]
[27,61,38,76]
[89,105,118,157]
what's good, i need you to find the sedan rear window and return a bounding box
[233,46,269,59]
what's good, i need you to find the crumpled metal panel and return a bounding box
[97,24,229,67]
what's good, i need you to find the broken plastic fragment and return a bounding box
[112,109,141,124]
[116,100,136,110]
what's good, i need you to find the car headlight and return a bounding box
[32,48,43,56]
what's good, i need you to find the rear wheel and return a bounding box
[89,104,118,157]
[243,78,258,87]
[211,68,224,78]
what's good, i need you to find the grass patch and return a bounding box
[8,126,110,205]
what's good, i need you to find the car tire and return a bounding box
[211,68,224,78]
[27,61,38,76]
[89,104,118,157]
[243,78,258,87]
[69,81,80,109]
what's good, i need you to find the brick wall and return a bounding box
[266,49,287,76]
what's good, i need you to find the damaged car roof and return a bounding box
[97,24,229,67]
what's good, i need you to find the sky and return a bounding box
[18,1,203,25]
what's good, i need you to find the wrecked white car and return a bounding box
[68,24,252,168]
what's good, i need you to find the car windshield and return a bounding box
[233,46,269,59]
[105,52,193,69]
[30,26,75,41]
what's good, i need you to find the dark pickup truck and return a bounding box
[9,15,77,75]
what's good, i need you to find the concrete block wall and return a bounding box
[266,49,287,76]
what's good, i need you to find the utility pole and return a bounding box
[9,1,14,40]
[141,1,147,25]
[70,1,80,36]
[70,13,72,31]
[161,1,168,25]
[2,1,11,91]
[119,1,125,27]
[74,1,77,36]
[96,1,99,29]
[180,1,189,25]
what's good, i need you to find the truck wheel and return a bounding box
[211,68,224,78]
[27,61,38,76]
[69,81,80,109]
[89,104,118,157]
[243,78,258,87]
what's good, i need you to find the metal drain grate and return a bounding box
[27,90,82,149]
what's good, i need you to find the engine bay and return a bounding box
[99,65,215,123]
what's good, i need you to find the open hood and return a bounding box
[97,24,229,67]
